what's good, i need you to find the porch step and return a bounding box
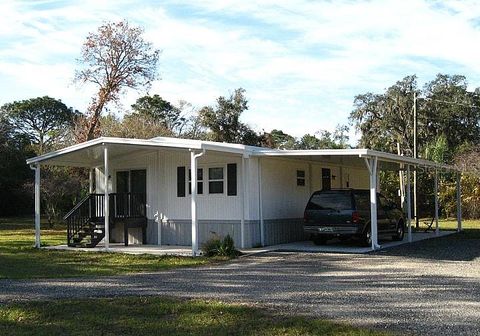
[65,193,146,248]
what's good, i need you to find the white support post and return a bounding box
[34,164,41,248]
[406,165,412,243]
[456,172,462,232]
[103,146,110,250]
[308,162,313,194]
[89,169,94,194]
[190,149,205,256]
[240,156,247,249]
[368,157,379,250]
[258,158,265,247]
[434,170,439,235]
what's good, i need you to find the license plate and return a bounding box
[318,227,333,232]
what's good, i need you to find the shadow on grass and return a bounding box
[0,297,388,336]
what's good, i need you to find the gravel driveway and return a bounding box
[1,234,479,335]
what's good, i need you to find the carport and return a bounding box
[254,148,461,251]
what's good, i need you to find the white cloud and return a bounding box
[1,0,480,143]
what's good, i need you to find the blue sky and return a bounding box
[1,0,480,143]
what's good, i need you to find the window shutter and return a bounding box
[227,163,237,196]
[177,166,186,197]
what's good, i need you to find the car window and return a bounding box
[307,192,352,211]
[353,193,370,212]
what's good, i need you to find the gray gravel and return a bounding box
[1,234,479,335]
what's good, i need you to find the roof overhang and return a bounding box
[26,137,456,172]
[251,148,454,171]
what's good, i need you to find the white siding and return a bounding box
[261,158,311,219]
[160,150,243,221]
[342,167,370,189]
[92,148,372,246]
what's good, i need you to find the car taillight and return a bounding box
[352,211,360,224]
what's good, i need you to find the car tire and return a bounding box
[362,226,372,247]
[313,236,327,245]
[392,221,405,241]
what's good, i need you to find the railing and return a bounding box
[65,193,146,247]
[65,194,106,245]
[110,193,146,219]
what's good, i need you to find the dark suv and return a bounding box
[303,189,405,246]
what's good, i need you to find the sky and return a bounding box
[1,0,480,143]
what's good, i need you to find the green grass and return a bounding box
[0,217,213,279]
[0,297,391,336]
[416,218,480,238]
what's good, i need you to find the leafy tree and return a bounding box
[350,73,480,219]
[421,74,480,160]
[1,96,77,154]
[297,128,350,150]
[0,118,34,216]
[131,94,185,133]
[100,113,172,139]
[350,75,417,154]
[199,88,259,144]
[332,124,350,148]
[270,129,297,149]
[75,20,160,141]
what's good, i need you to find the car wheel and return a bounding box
[392,221,405,241]
[362,227,372,247]
[313,236,328,245]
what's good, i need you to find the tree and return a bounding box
[199,88,259,144]
[1,96,77,154]
[100,113,172,139]
[0,118,34,216]
[75,20,160,141]
[350,75,418,154]
[421,74,480,161]
[350,74,480,160]
[350,73,480,219]
[269,129,297,149]
[131,94,185,133]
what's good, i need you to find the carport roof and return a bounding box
[26,136,455,171]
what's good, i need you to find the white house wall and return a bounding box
[93,149,372,248]
[159,150,245,247]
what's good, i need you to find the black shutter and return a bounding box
[177,166,186,197]
[227,163,237,196]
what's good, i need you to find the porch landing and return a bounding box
[44,230,456,256]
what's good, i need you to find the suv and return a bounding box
[303,189,405,246]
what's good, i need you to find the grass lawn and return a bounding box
[416,218,480,238]
[0,217,213,279]
[0,297,391,336]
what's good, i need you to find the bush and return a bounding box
[201,234,239,257]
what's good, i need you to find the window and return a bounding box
[296,170,305,186]
[188,168,204,194]
[227,163,237,196]
[177,167,186,197]
[209,167,224,194]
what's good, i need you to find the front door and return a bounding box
[116,170,146,194]
[322,168,331,190]
[115,170,146,217]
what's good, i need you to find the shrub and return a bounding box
[201,234,239,257]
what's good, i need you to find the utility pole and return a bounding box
[413,92,419,229]
[397,142,405,212]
